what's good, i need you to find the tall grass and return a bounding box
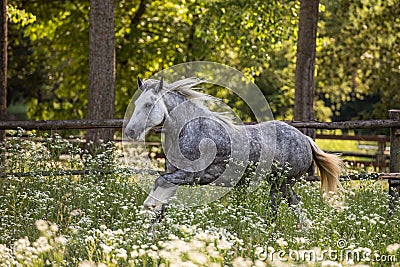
[0,130,399,266]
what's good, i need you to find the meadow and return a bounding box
[0,130,399,266]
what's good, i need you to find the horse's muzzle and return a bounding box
[124,128,137,139]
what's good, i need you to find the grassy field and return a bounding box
[0,131,399,266]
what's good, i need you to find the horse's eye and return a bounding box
[144,103,152,108]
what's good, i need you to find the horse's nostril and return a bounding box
[125,129,135,138]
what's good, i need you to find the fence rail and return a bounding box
[0,119,125,130]
[1,118,400,130]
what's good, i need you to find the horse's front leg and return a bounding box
[143,170,195,213]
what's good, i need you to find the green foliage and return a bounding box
[317,0,400,120]
[7,1,89,119]
[6,0,400,121]
[7,0,299,121]
[7,4,36,27]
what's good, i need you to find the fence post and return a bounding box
[389,109,400,210]
[376,137,386,171]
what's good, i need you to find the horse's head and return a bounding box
[125,77,168,140]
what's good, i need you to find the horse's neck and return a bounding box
[162,92,186,113]
[162,92,207,115]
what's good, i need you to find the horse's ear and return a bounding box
[137,77,144,91]
[155,77,164,93]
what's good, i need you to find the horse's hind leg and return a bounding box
[267,181,299,219]
[266,181,288,221]
[286,183,300,206]
[266,181,312,229]
[286,184,312,229]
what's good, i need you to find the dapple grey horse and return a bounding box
[124,77,343,224]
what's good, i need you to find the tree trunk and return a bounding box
[86,0,115,145]
[0,0,7,142]
[389,110,400,210]
[294,0,319,139]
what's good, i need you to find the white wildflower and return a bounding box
[138,248,146,257]
[188,251,208,265]
[167,239,190,253]
[54,236,68,246]
[14,237,30,252]
[115,248,127,260]
[232,257,253,267]
[35,220,48,232]
[33,236,52,253]
[179,224,196,234]
[0,244,17,266]
[217,236,233,250]
[387,243,400,254]
[195,231,216,243]
[295,237,307,244]
[206,243,220,258]
[190,239,204,250]
[78,261,96,267]
[115,229,124,235]
[170,261,197,267]
[254,260,266,267]
[276,238,288,247]
[100,243,113,254]
[130,250,139,258]
[147,250,159,260]
[50,224,59,232]
[70,209,82,217]
[158,249,177,262]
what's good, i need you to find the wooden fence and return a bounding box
[316,134,390,171]
[1,109,400,206]
[1,117,400,130]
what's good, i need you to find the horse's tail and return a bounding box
[306,137,344,195]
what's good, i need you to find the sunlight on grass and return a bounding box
[316,139,360,152]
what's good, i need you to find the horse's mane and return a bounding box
[164,77,238,128]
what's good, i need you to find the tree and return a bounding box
[8,0,298,122]
[86,0,115,144]
[7,1,87,120]
[6,0,400,124]
[317,0,400,120]
[294,0,319,138]
[0,0,7,141]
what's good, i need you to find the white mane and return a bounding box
[163,78,238,127]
